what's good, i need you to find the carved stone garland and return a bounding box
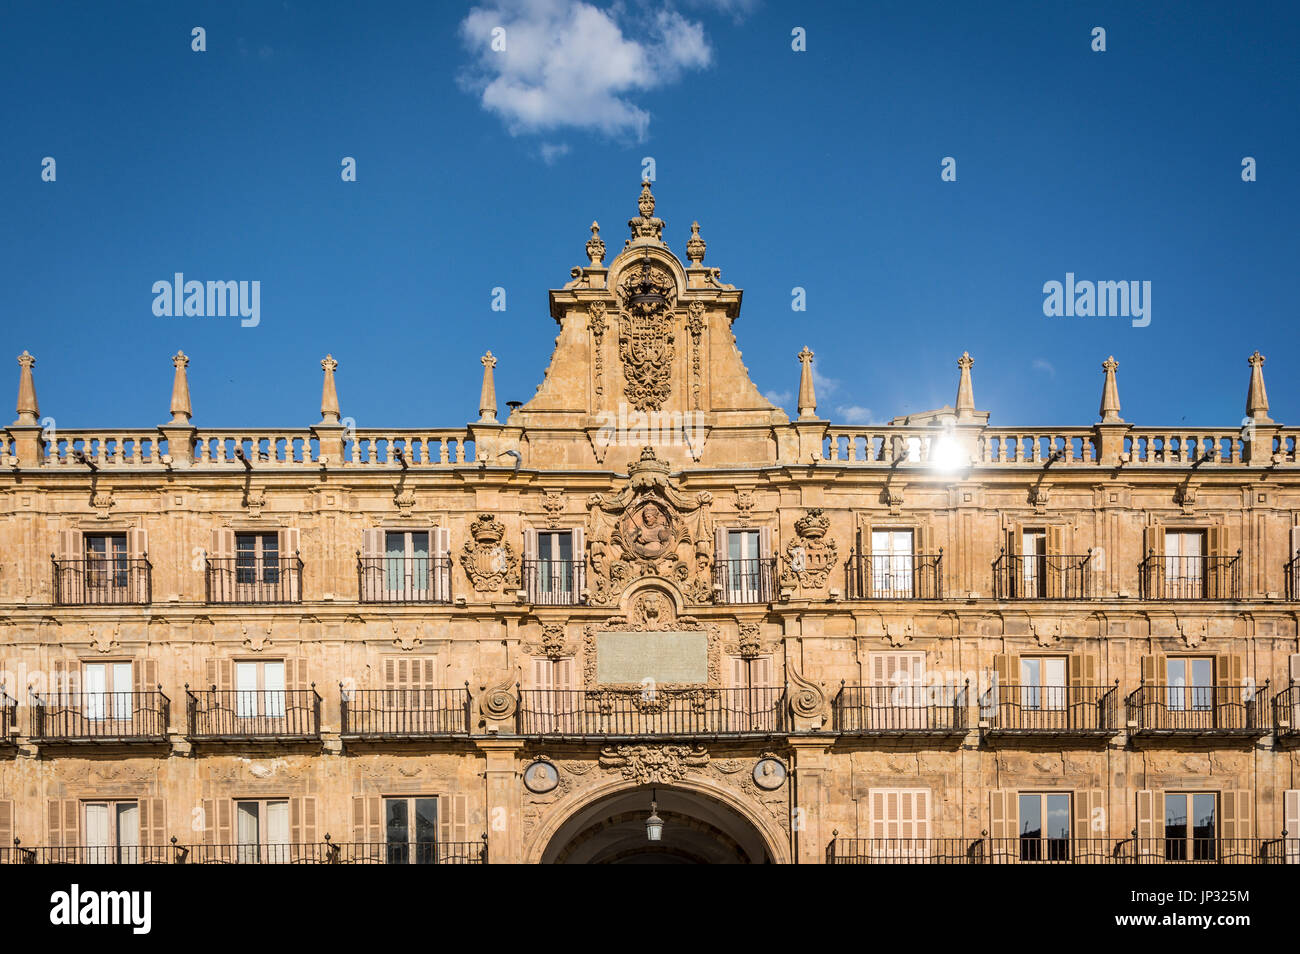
[587,301,607,398]
[616,257,678,412]
[686,300,705,411]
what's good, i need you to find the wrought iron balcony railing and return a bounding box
[1126,683,1270,735]
[712,557,777,604]
[992,551,1092,600]
[831,683,968,735]
[357,555,452,604]
[0,839,487,865]
[0,688,17,742]
[844,552,943,600]
[979,683,1118,736]
[52,556,151,605]
[205,556,303,604]
[29,690,170,742]
[1288,553,1300,601]
[1274,681,1300,738]
[828,835,1293,865]
[1139,551,1241,600]
[340,687,471,737]
[522,558,585,605]
[186,688,322,740]
[518,687,785,737]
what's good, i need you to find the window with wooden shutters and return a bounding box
[989,790,1019,862]
[82,660,132,722]
[232,797,294,863]
[83,800,140,864]
[1135,789,1163,861]
[380,796,439,864]
[1017,792,1071,861]
[1020,527,1048,597]
[351,795,385,862]
[530,656,576,733]
[527,529,582,605]
[719,528,771,603]
[870,651,926,728]
[730,655,777,732]
[869,789,930,860]
[1019,656,1067,712]
[1165,792,1218,862]
[84,532,128,595]
[870,529,915,599]
[1284,790,1299,864]
[438,793,471,861]
[380,655,446,733]
[0,801,11,857]
[54,529,83,604]
[47,798,80,863]
[1164,529,1205,599]
[1167,656,1214,714]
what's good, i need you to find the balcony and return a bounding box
[0,689,16,745]
[992,551,1092,600]
[52,556,151,605]
[206,556,303,604]
[831,683,968,738]
[340,687,471,738]
[1126,683,1270,737]
[518,687,785,738]
[0,840,487,865]
[358,555,452,604]
[1288,553,1300,600]
[1274,682,1300,741]
[29,690,170,744]
[1139,552,1241,600]
[979,683,1119,740]
[186,688,322,741]
[712,558,777,604]
[522,558,585,606]
[828,835,1293,865]
[844,552,943,600]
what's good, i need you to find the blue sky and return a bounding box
[1,0,1296,431]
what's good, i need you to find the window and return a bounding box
[530,657,576,733]
[1165,792,1217,861]
[236,799,290,863]
[83,800,139,864]
[530,529,579,603]
[384,796,439,864]
[1167,657,1213,711]
[731,656,778,731]
[1165,530,1205,599]
[1018,793,1070,861]
[869,789,930,860]
[82,661,132,720]
[870,651,929,728]
[1020,657,1066,711]
[1021,529,1047,597]
[235,532,279,585]
[725,529,762,602]
[384,530,430,596]
[871,530,914,598]
[85,533,128,589]
[235,660,285,719]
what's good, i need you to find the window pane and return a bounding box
[1192,794,1216,840]
[415,798,438,864]
[386,798,410,864]
[117,802,140,853]
[1019,795,1042,839]
[1165,794,1188,838]
[1046,795,1070,839]
[236,802,259,845]
[266,801,289,843]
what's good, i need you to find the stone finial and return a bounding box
[319,354,341,425]
[686,221,706,265]
[1246,350,1272,425]
[628,180,665,242]
[13,350,38,426]
[168,351,193,425]
[585,221,606,266]
[955,351,976,422]
[478,351,499,424]
[797,346,817,420]
[1099,355,1124,424]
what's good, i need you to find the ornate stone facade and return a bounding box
[0,182,1298,865]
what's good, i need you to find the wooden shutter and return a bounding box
[532,656,553,692]
[993,653,1018,699]
[870,789,929,840]
[524,527,538,599]
[352,796,382,844]
[714,526,727,593]
[48,798,80,848]
[360,528,384,600]
[571,525,585,602]
[0,800,12,848]
[555,657,575,691]
[278,528,301,600]
[438,793,469,845]
[1136,789,1163,839]
[989,790,1018,840]
[1217,653,1245,696]
[1222,790,1252,840]
[758,525,772,558]
[56,528,82,561]
[1143,525,1165,558]
[132,657,159,693]
[1045,526,1064,598]
[730,656,747,689]
[1068,654,1097,688]
[1140,655,1167,687]
[204,658,233,691]
[1206,525,1226,558]
[1284,791,1299,844]
[55,529,82,603]
[290,796,317,845]
[434,526,452,601]
[127,528,149,603]
[210,528,235,562]
[138,797,166,847]
[1073,790,1104,839]
[285,657,309,692]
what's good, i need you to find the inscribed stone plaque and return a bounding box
[595,631,708,684]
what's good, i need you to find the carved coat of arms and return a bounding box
[782,508,838,590]
[459,513,520,592]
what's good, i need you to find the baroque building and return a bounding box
[1,181,1298,865]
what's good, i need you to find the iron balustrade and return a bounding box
[52,556,151,605]
[712,557,777,604]
[357,554,452,604]
[29,689,170,742]
[333,841,486,864]
[340,687,471,737]
[1288,553,1300,601]
[828,835,1291,865]
[1274,682,1300,737]
[518,687,785,737]
[993,551,1092,600]
[185,842,335,864]
[1126,683,1270,734]
[0,688,16,742]
[206,555,303,604]
[1139,550,1241,600]
[522,558,585,605]
[832,683,968,734]
[186,688,322,740]
[844,552,943,600]
[979,683,1118,734]
[0,839,487,865]
[26,845,177,865]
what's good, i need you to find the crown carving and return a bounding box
[469,513,506,544]
[794,508,830,539]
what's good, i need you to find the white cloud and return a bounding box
[539,142,571,164]
[764,389,793,406]
[835,405,874,424]
[459,0,713,140]
[811,365,840,397]
[1032,358,1056,376]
